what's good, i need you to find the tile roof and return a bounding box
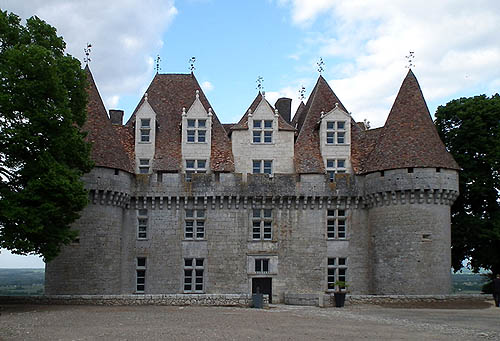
[126,73,234,172]
[294,76,348,174]
[230,93,296,132]
[361,70,460,173]
[291,101,306,133]
[350,125,383,174]
[112,124,135,169]
[83,66,134,173]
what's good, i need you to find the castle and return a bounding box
[45,67,460,303]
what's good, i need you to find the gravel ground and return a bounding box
[1,302,499,340]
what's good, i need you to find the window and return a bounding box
[185,159,207,181]
[139,159,150,174]
[185,209,205,240]
[184,258,204,293]
[327,209,347,239]
[326,120,346,144]
[252,209,272,240]
[186,119,207,143]
[326,159,347,181]
[136,257,146,293]
[139,119,151,143]
[252,160,272,175]
[255,259,269,273]
[252,119,273,143]
[327,257,347,291]
[137,209,148,239]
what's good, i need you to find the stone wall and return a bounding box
[0,294,268,307]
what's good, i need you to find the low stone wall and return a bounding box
[284,293,318,306]
[0,294,269,308]
[347,294,490,305]
[284,293,490,307]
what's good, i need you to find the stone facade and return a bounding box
[45,68,460,303]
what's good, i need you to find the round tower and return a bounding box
[45,66,134,294]
[361,70,460,294]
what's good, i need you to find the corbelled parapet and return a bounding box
[362,168,459,208]
[130,173,363,210]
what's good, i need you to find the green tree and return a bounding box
[435,94,500,275]
[0,11,92,261]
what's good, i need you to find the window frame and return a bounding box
[139,159,150,174]
[255,258,270,273]
[326,159,347,181]
[137,209,148,240]
[140,119,151,143]
[185,159,207,181]
[184,209,206,240]
[186,119,207,143]
[252,208,273,240]
[136,257,146,293]
[325,120,347,145]
[327,209,347,240]
[327,257,347,291]
[252,160,273,175]
[252,119,273,144]
[184,257,205,293]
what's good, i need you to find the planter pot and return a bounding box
[334,292,346,307]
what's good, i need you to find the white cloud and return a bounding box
[3,0,178,114]
[201,81,214,92]
[106,95,120,109]
[281,0,500,128]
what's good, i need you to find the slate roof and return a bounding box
[126,73,234,172]
[294,76,348,174]
[230,93,296,132]
[361,70,460,173]
[83,66,134,173]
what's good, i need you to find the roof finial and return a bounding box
[335,102,339,109]
[320,111,325,119]
[256,76,264,93]
[317,57,325,74]
[274,109,279,117]
[248,108,252,117]
[144,92,148,101]
[84,43,92,65]
[156,54,161,74]
[299,85,306,101]
[405,51,415,69]
[182,107,186,116]
[188,56,196,72]
[196,89,199,99]
[208,108,213,117]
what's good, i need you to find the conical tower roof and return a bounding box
[295,75,347,173]
[82,66,133,173]
[363,70,459,173]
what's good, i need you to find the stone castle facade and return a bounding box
[45,67,460,303]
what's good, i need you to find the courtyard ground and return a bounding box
[1,301,499,340]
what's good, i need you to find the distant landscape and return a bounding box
[0,269,491,296]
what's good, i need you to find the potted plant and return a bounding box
[333,281,349,307]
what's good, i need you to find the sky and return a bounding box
[1,0,500,268]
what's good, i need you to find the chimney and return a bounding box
[275,98,292,123]
[109,109,124,125]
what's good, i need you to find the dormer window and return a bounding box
[139,159,150,174]
[326,159,346,181]
[326,121,346,144]
[140,119,151,142]
[253,120,273,143]
[185,159,206,181]
[253,160,272,175]
[187,119,206,143]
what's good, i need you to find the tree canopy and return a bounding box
[435,94,500,275]
[0,11,92,261]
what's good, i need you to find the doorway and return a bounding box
[252,277,272,303]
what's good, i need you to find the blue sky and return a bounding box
[2,0,500,268]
